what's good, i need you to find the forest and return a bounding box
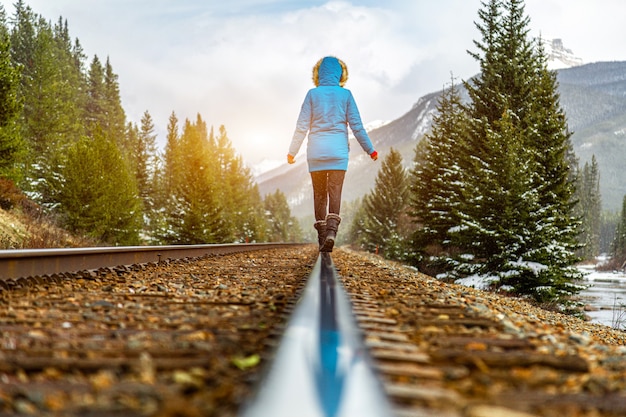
[0,1,302,246]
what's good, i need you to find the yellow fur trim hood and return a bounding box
[312,56,348,87]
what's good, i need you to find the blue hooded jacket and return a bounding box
[288,56,375,172]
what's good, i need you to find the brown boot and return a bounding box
[320,214,341,252]
[313,220,327,251]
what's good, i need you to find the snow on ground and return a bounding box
[578,265,626,328]
[454,260,626,329]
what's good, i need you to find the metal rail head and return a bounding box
[0,243,304,281]
[241,252,394,417]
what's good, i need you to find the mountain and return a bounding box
[558,61,626,210]
[543,38,584,70]
[258,60,626,218]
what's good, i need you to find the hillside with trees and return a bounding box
[0,1,300,247]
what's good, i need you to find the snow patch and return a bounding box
[541,38,583,70]
[455,275,498,290]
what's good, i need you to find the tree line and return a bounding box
[349,0,612,308]
[0,1,301,245]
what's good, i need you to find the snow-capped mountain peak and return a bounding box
[541,38,583,70]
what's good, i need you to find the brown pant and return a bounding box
[310,170,345,221]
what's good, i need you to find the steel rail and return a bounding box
[0,243,304,281]
[241,252,394,417]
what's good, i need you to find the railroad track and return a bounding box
[241,252,393,417]
[0,243,300,285]
[0,243,312,417]
[0,245,625,416]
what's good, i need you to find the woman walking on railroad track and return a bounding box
[287,56,378,252]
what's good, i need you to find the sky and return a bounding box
[1,0,625,171]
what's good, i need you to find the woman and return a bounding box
[287,56,378,252]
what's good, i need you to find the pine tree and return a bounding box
[0,5,23,181]
[150,111,180,243]
[599,210,618,256]
[213,125,241,240]
[410,79,468,272]
[576,156,601,260]
[360,148,410,260]
[264,189,301,242]
[164,115,228,244]
[244,183,270,243]
[163,111,180,194]
[213,125,269,242]
[611,195,626,265]
[347,197,366,247]
[412,0,582,304]
[9,5,85,200]
[84,55,105,134]
[51,128,141,244]
[102,57,126,144]
[136,110,157,203]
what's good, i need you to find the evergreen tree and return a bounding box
[136,110,157,204]
[411,0,582,304]
[150,111,180,243]
[0,5,23,181]
[360,148,410,260]
[9,5,84,200]
[164,114,228,244]
[244,183,270,243]
[213,125,268,242]
[410,79,468,272]
[51,129,141,244]
[576,156,601,260]
[84,55,126,143]
[53,18,87,143]
[337,197,363,247]
[84,55,105,134]
[264,189,301,242]
[102,57,126,144]
[347,197,366,247]
[163,111,180,195]
[611,195,626,264]
[599,210,618,255]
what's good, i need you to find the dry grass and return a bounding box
[0,208,98,249]
[0,179,98,249]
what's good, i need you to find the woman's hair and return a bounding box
[312,57,348,87]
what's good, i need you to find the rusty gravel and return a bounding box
[333,248,626,417]
[0,247,318,417]
[2,245,626,417]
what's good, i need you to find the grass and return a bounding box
[0,208,97,249]
[0,179,97,249]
